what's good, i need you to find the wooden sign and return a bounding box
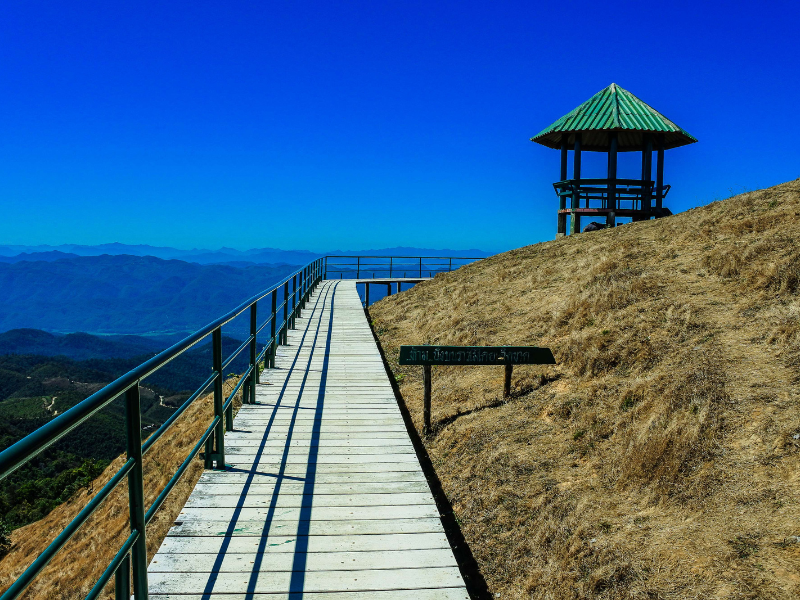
[399,345,555,366]
[398,345,556,433]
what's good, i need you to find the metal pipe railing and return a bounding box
[322,255,483,280]
[0,254,477,598]
[0,257,326,600]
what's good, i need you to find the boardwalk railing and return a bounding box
[323,255,484,280]
[0,259,325,600]
[0,254,481,600]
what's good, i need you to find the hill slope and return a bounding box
[371,179,800,599]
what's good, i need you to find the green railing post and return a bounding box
[282,281,289,343]
[249,303,257,404]
[115,554,130,600]
[302,266,308,308]
[212,327,229,457]
[298,268,304,311]
[291,274,297,329]
[270,290,277,368]
[125,384,148,599]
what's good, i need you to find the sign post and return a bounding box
[399,345,556,433]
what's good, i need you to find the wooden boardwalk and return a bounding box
[148,281,469,599]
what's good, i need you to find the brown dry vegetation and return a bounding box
[0,376,246,599]
[370,179,800,599]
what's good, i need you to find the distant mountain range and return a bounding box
[0,243,491,337]
[0,328,175,361]
[0,254,297,335]
[0,243,490,266]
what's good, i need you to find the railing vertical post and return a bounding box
[324,256,328,280]
[270,290,277,368]
[449,258,452,272]
[249,303,257,404]
[301,266,307,309]
[291,274,297,329]
[419,257,422,278]
[356,256,360,280]
[390,256,392,279]
[283,281,289,344]
[212,327,228,459]
[125,384,148,599]
[115,554,131,600]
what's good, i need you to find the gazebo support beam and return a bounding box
[656,137,665,213]
[607,133,618,227]
[635,135,653,221]
[571,135,582,234]
[557,138,568,237]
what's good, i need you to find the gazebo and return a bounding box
[531,83,697,237]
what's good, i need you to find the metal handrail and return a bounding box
[0,254,480,598]
[0,257,325,600]
[323,255,484,280]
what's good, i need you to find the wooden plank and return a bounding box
[222,437,414,447]
[157,532,452,554]
[149,548,457,572]
[218,462,424,474]
[177,504,440,522]
[222,453,421,464]
[192,481,432,496]
[184,492,435,509]
[196,470,427,485]
[148,567,466,594]
[151,588,469,599]
[225,445,416,456]
[168,517,446,537]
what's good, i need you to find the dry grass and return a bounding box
[0,376,246,599]
[371,178,800,599]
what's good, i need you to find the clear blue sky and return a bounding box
[1,1,798,253]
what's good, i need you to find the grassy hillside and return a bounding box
[370,179,800,599]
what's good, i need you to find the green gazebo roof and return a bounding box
[531,83,697,152]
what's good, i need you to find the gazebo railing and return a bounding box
[553,178,671,211]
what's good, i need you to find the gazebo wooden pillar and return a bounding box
[531,83,696,237]
[656,136,665,211]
